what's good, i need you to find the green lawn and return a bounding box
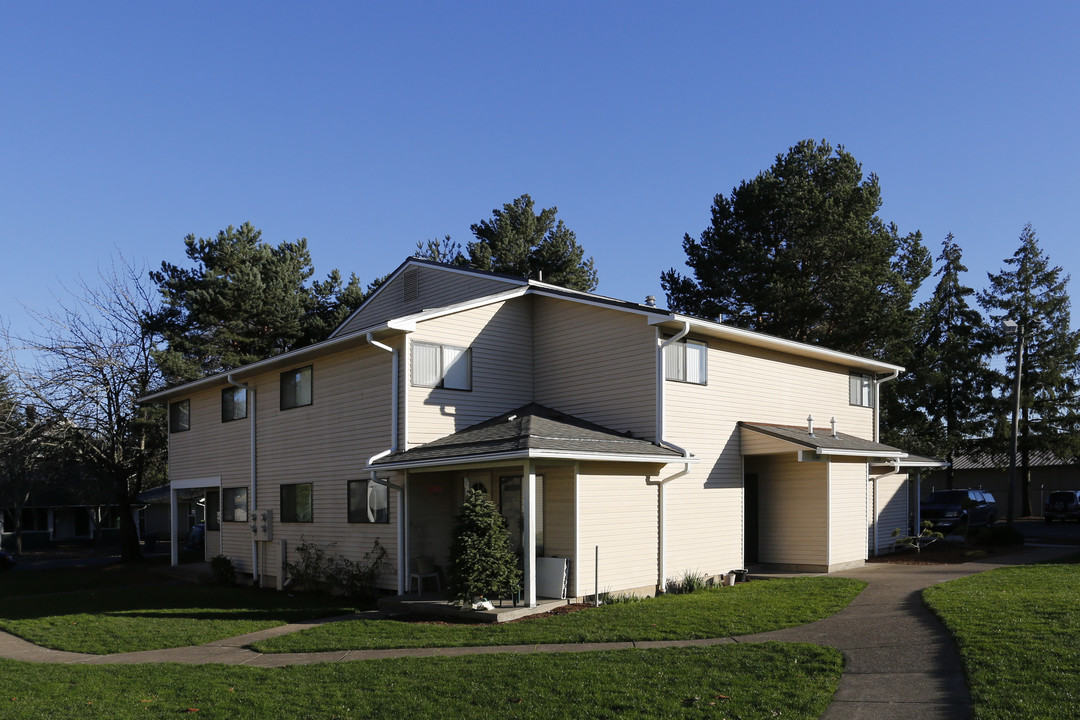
[924,556,1080,720]
[254,577,865,653]
[0,568,360,654]
[0,643,843,719]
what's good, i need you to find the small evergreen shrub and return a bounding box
[893,521,945,553]
[449,488,521,605]
[209,554,237,585]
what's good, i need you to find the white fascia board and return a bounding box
[391,286,530,326]
[329,259,528,339]
[802,448,907,459]
[648,313,903,375]
[369,449,696,471]
[137,322,397,403]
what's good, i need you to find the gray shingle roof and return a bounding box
[371,403,686,468]
[952,449,1077,470]
[739,422,907,457]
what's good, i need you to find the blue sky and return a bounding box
[3,2,1079,345]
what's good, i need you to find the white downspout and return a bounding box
[227,374,257,583]
[653,320,692,592]
[365,332,406,595]
[874,370,899,443]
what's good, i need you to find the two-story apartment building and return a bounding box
[140,258,938,605]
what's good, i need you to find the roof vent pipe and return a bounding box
[807,415,815,437]
[645,295,656,307]
[830,417,837,438]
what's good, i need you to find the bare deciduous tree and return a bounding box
[0,259,167,560]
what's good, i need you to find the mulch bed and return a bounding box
[867,542,1029,565]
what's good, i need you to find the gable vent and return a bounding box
[403,268,420,302]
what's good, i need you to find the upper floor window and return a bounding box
[221,386,248,422]
[664,338,707,384]
[280,366,313,410]
[412,342,471,390]
[849,373,873,407]
[169,399,190,433]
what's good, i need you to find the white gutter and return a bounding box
[226,374,257,583]
[874,370,899,443]
[653,321,693,592]
[364,333,406,595]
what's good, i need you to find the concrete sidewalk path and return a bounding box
[739,544,1078,720]
[0,545,1075,718]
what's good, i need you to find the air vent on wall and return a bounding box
[403,268,419,302]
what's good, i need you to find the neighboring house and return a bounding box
[928,450,1080,517]
[139,258,940,604]
[1,485,119,551]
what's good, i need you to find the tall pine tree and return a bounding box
[978,224,1080,515]
[469,194,598,291]
[146,223,368,383]
[661,140,930,360]
[885,235,991,484]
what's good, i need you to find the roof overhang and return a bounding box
[137,323,403,404]
[649,314,903,375]
[740,422,907,460]
[370,448,697,472]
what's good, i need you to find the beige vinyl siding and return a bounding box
[740,428,800,455]
[753,454,828,567]
[541,464,576,593]
[869,472,908,555]
[407,299,533,446]
[167,343,400,584]
[575,463,658,595]
[828,460,869,567]
[663,335,878,576]
[533,296,657,439]
[337,265,519,337]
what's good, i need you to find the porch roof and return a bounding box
[739,421,908,459]
[370,403,691,470]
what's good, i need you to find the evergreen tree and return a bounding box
[469,194,598,291]
[977,224,1080,516]
[661,140,931,359]
[885,235,992,484]
[448,488,521,604]
[146,223,368,383]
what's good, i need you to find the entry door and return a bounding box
[744,474,759,564]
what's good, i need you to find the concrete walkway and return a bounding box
[1,545,1075,718]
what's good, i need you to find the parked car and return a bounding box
[1044,490,1080,523]
[0,550,16,571]
[921,489,997,532]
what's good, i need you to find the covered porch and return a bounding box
[371,403,689,607]
[739,421,923,572]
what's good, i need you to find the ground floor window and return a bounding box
[347,479,389,523]
[280,482,313,523]
[222,487,248,522]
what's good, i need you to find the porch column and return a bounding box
[523,460,537,607]
[913,470,922,535]
[169,486,179,566]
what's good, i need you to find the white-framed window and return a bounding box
[347,479,389,523]
[280,366,313,410]
[664,338,707,384]
[412,342,471,390]
[280,482,313,523]
[169,399,190,433]
[222,487,248,522]
[849,373,873,407]
[221,386,247,422]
